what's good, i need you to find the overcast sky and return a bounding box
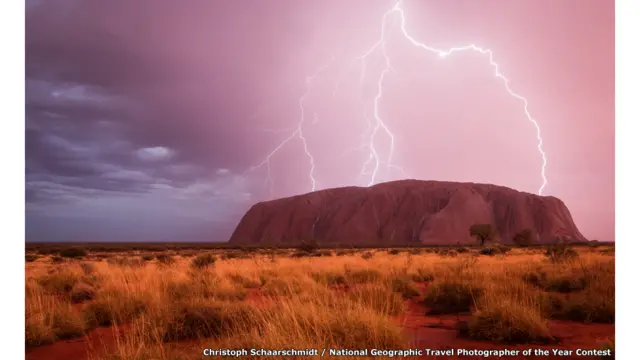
[25,0,614,242]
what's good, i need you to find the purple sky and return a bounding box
[25,0,614,242]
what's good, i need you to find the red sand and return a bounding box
[26,325,128,360]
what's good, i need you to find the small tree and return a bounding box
[469,224,496,246]
[513,229,534,247]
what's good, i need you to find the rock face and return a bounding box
[228,180,586,246]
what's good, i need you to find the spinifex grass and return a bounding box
[25,246,614,359]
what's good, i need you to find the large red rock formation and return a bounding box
[228,180,586,246]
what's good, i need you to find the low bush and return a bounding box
[70,282,96,303]
[191,254,216,269]
[479,247,497,256]
[156,254,175,265]
[140,254,155,261]
[423,279,482,314]
[59,248,88,258]
[361,252,374,260]
[390,277,420,299]
[461,298,556,344]
[545,244,578,263]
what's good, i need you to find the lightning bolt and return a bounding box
[246,62,333,197]
[390,1,548,195]
[353,5,409,186]
[249,0,549,198]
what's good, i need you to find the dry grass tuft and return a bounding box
[310,270,347,286]
[462,297,555,344]
[25,282,90,347]
[345,267,383,284]
[226,272,262,289]
[162,300,257,342]
[390,276,421,299]
[70,282,96,303]
[156,254,175,265]
[140,254,155,261]
[523,265,589,293]
[348,283,405,316]
[37,270,81,296]
[262,275,318,297]
[423,278,482,314]
[52,303,88,339]
[191,254,215,269]
[84,290,148,326]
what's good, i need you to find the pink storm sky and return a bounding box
[26,0,614,242]
[248,0,614,241]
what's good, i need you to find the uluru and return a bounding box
[229,180,587,246]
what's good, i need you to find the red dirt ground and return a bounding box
[25,325,128,360]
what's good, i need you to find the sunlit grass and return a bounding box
[25,246,614,359]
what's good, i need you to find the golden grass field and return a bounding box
[25,245,615,359]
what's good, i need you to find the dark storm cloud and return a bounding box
[24,0,373,241]
[25,1,261,204]
[25,0,322,174]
